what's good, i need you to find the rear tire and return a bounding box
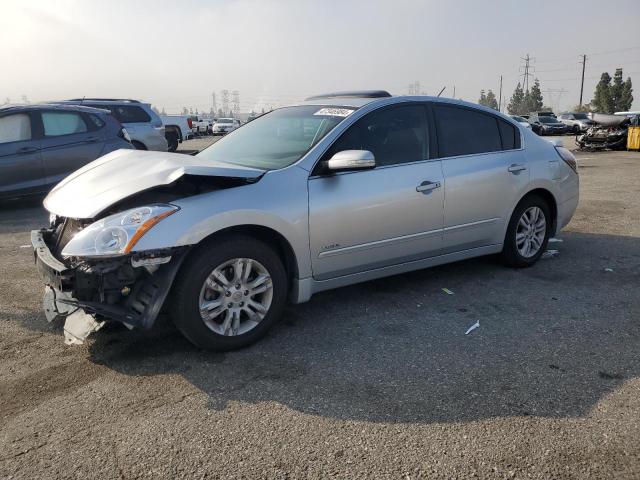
[166,132,179,152]
[170,235,288,351]
[501,195,551,268]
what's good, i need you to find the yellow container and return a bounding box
[628,126,640,150]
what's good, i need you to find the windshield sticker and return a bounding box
[314,108,354,117]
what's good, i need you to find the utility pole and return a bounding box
[498,75,503,112]
[579,54,587,107]
[452,85,456,98]
[211,92,217,116]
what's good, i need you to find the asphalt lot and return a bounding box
[1,141,639,479]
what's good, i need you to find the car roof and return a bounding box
[56,98,151,107]
[0,103,111,115]
[296,95,519,121]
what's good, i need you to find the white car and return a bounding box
[510,115,532,129]
[212,118,241,135]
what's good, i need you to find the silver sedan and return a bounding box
[33,91,579,350]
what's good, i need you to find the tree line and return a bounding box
[478,67,633,115]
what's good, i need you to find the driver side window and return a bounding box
[322,104,429,168]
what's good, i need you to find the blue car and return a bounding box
[0,103,133,200]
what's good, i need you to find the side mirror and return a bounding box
[326,150,375,172]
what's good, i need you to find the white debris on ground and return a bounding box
[604,267,614,272]
[465,321,480,335]
[542,249,559,259]
[442,288,454,295]
[548,238,563,243]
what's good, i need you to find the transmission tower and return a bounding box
[519,54,536,92]
[221,90,230,116]
[407,81,422,95]
[232,90,240,118]
[211,92,217,116]
[543,88,568,112]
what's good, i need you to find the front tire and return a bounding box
[501,195,551,268]
[170,235,288,350]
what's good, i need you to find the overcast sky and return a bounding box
[2,0,640,113]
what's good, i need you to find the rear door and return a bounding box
[0,111,44,198]
[308,103,444,280]
[38,109,105,186]
[433,103,529,253]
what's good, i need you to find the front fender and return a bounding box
[130,167,312,278]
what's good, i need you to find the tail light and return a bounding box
[555,146,578,173]
[187,118,193,128]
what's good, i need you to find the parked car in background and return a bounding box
[56,99,167,151]
[0,104,133,200]
[529,111,556,120]
[32,91,578,350]
[510,115,532,129]
[191,117,212,136]
[529,116,569,135]
[557,112,595,133]
[160,114,193,152]
[212,118,241,135]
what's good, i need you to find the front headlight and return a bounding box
[61,204,178,258]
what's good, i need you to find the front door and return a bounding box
[309,103,444,280]
[0,111,44,198]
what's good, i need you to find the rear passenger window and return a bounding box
[0,114,31,144]
[434,105,502,157]
[325,104,428,167]
[42,112,88,136]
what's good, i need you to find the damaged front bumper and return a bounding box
[32,229,188,344]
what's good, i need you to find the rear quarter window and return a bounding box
[88,114,106,129]
[88,105,151,123]
[497,119,520,150]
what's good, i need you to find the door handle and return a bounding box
[416,180,441,193]
[17,146,38,154]
[508,164,527,173]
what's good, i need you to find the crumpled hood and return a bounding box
[44,149,265,219]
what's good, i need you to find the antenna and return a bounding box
[437,86,446,97]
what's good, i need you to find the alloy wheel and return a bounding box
[516,206,546,258]
[198,258,273,336]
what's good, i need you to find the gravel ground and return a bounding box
[0,147,639,479]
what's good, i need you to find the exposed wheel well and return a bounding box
[186,225,299,285]
[165,125,182,139]
[131,140,147,150]
[520,188,557,233]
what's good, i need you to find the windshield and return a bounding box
[217,118,233,123]
[539,116,557,124]
[197,105,355,170]
[573,113,588,120]
[512,116,526,122]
